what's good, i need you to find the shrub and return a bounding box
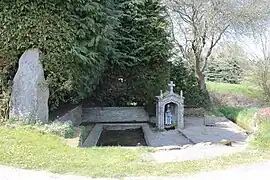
[41,121,75,138]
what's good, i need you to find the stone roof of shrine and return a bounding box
[156,91,184,103]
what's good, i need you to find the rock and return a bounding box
[9,49,49,123]
[156,145,182,151]
[219,139,233,146]
[181,144,192,149]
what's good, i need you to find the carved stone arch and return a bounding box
[156,84,184,130]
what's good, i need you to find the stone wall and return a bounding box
[57,105,82,126]
[82,107,149,123]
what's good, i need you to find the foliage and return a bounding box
[0,0,115,112]
[206,58,242,84]
[91,0,172,113]
[207,82,263,99]
[170,61,210,108]
[165,0,270,90]
[247,31,270,101]
[0,90,10,121]
[206,44,246,84]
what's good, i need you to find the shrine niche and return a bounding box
[156,81,184,130]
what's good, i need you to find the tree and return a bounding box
[206,43,246,84]
[170,61,210,107]
[247,30,270,100]
[165,0,270,90]
[91,0,172,112]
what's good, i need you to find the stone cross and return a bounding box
[168,81,175,94]
[160,90,163,97]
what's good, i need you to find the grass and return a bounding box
[207,82,263,98]
[0,81,269,177]
[3,119,76,138]
[251,123,270,149]
[215,106,258,131]
[0,125,270,177]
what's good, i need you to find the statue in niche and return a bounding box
[165,104,173,126]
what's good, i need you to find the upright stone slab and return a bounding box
[9,49,49,123]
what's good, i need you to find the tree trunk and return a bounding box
[197,71,206,90]
[195,57,206,90]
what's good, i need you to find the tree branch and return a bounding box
[201,24,230,72]
[165,8,187,59]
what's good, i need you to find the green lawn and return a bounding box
[0,126,270,178]
[207,82,263,98]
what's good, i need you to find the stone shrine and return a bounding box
[156,81,184,130]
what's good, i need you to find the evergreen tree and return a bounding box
[91,0,172,112]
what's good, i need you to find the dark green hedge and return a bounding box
[0,0,115,110]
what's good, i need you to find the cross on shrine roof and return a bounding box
[168,81,175,94]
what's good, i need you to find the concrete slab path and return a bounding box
[182,117,248,144]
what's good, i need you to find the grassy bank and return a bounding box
[215,106,258,131]
[0,126,270,177]
[207,82,262,99]
[208,82,270,150]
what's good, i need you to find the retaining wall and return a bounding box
[82,107,149,123]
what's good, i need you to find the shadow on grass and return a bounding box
[213,106,259,132]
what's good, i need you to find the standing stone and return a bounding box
[9,49,49,123]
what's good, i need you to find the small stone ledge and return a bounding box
[82,124,103,147]
[56,105,82,126]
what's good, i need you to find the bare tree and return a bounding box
[247,30,270,100]
[165,0,270,90]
